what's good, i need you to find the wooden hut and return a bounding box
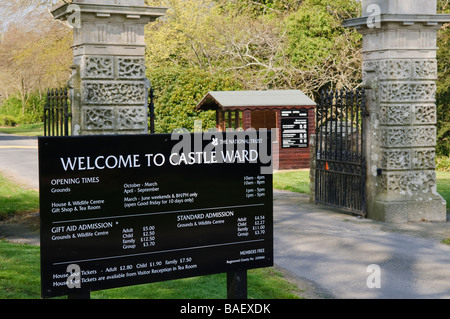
[196,90,316,169]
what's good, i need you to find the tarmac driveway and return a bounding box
[274,190,450,299]
[0,133,39,190]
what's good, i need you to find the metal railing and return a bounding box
[44,88,71,137]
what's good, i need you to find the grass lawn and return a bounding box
[273,170,310,194]
[437,172,450,208]
[0,123,44,136]
[0,174,39,221]
[273,170,450,205]
[0,239,301,299]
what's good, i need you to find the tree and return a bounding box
[148,66,242,133]
[144,0,364,135]
[215,0,303,17]
[0,3,72,122]
[282,0,362,95]
[0,13,72,96]
[145,0,223,71]
[145,0,362,95]
[436,0,450,155]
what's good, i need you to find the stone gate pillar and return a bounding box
[52,0,166,135]
[344,0,450,222]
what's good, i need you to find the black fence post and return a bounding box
[63,87,70,136]
[149,87,155,134]
[44,89,50,137]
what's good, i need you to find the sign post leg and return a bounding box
[227,271,247,299]
[68,292,90,299]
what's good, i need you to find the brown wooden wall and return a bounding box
[216,107,315,170]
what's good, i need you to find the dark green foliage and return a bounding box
[284,0,361,69]
[436,28,450,156]
[436,2,450,156]
[148,66,242,133]
[0,91,45,126]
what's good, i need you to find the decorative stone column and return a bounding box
[344,0,450,222]
[52,0,166,135]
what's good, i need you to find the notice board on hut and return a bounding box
[196,90,316,170]
[280,109,309,149]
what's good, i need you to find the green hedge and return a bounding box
[0,92,45,126]
[437,156,450,172]
[148,66,242,133]
[0,115,17,127]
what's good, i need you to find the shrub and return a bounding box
[148,66,242,133]
[436,156,450,172]
[0,92,45,125]
[0,115,17,127]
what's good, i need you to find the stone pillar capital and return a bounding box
[52,1,166,136]
[361,0,437,15]
[52,1,167,22]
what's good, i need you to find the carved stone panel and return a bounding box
[379,104,411,125]
[380,82,436,102]
[380,171,437,197]
[412,104,437,125]
[83,81,145,105]
[117,107,147,130]
[83,56,114,79]
[380,127,436,148]
[117,57,146,79]
[379,60,411,80]
[83,107,114,130]
[413,60,438,79]
[379,104,437,126]
[411,149,436,170]
[381,150,411,170]
[381,148,436,171]
[363,59,438,80]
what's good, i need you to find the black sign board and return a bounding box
[281,109,308,148]
[39,132,273,298]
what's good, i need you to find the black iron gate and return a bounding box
[314,88,367,216]
[44,88,71,136]
[148,87,155,134]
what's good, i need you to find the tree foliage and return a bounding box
[0,1,72,123]
[146,0,362,95]
[437,0,450,155]
[0,6,72,93]
[0,0,447,156]
[148,66,242,133]
[282,0,362,94]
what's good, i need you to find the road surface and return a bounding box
[0,133,39,190]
